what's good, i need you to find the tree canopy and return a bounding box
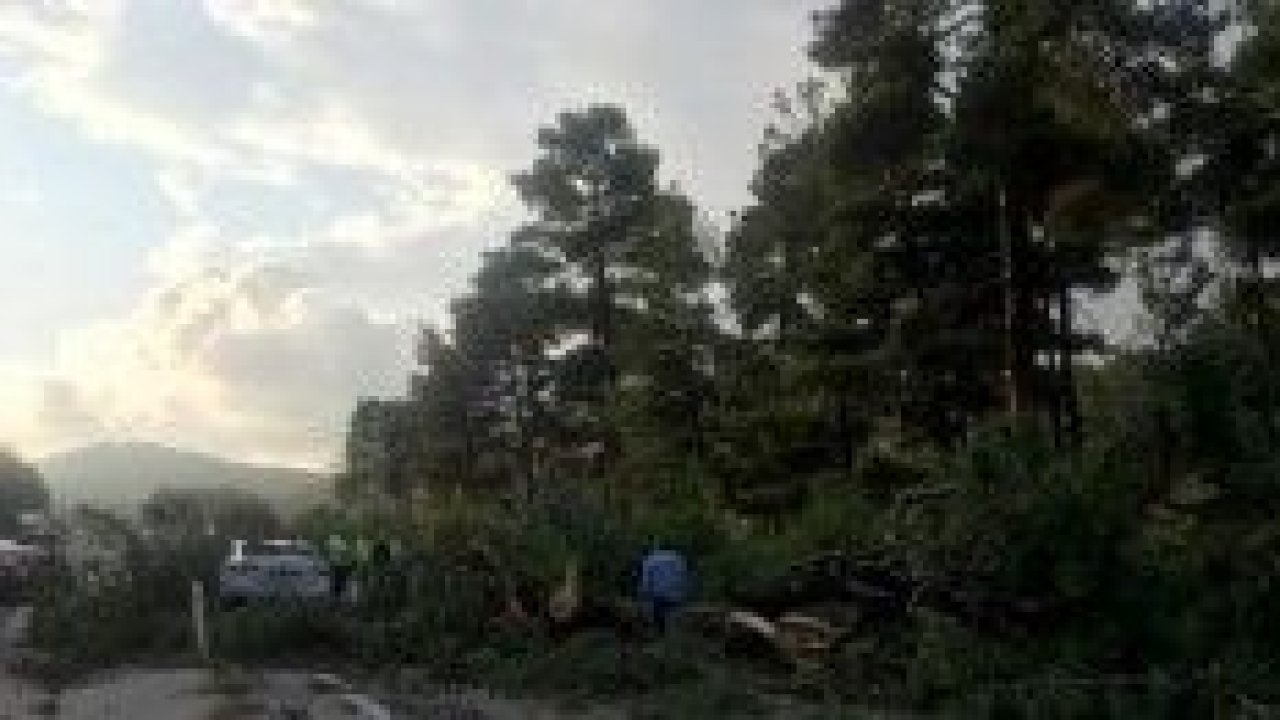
[330,2,1280,712]
[0,449,49,535]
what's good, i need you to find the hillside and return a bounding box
[38,442,330,517]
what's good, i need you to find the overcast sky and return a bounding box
[0,0,829,468]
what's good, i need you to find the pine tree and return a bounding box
[512,105,712,465]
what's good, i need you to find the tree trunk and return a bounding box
[1000,186,1038,421]
[512,356,533,503]
[1236,246,1277,446]
[461,413,475,489]
[1059,284,1082,448]
[1248,249,1278,447]
[589,244,616,392]
[1012,224,1039,422]
[999,186,1019,419]
[587,238,620,465]
[1055,270,1082,449]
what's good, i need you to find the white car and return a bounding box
[218,539,332,606]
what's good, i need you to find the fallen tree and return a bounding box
[731,552,1069,635]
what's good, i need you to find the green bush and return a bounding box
[28,571,192,665]
[211,604,341,662]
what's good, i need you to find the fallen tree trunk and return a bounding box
[730,552,1067,635]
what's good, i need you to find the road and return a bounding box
[0,605,391,719]
[0,604,49,720]
[0,606,643,719]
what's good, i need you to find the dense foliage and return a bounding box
[325,0,1280,714]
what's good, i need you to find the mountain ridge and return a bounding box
[38,441,330,517]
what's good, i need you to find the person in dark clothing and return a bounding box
[327,534,355,602]
[638,545,690,632]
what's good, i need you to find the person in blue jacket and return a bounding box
[638,543,690,632]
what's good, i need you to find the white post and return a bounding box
[192,580,210,662]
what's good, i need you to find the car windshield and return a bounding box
[225,539,314,560]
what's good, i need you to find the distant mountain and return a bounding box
[38,442,331,517]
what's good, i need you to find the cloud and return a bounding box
[0,1,120,76]
[0,0,826,466]
[5,260,411,468]
[3,0,825,199]
[0,158,512,466]
[203,0,319,48]
[35,380,104,442]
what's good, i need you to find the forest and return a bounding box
[327,0,1280,715]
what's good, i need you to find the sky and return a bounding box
[0,0,829,469]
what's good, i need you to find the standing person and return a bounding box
[326,533,354,603]
[638,543,690,633]
[368,538,394,616]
